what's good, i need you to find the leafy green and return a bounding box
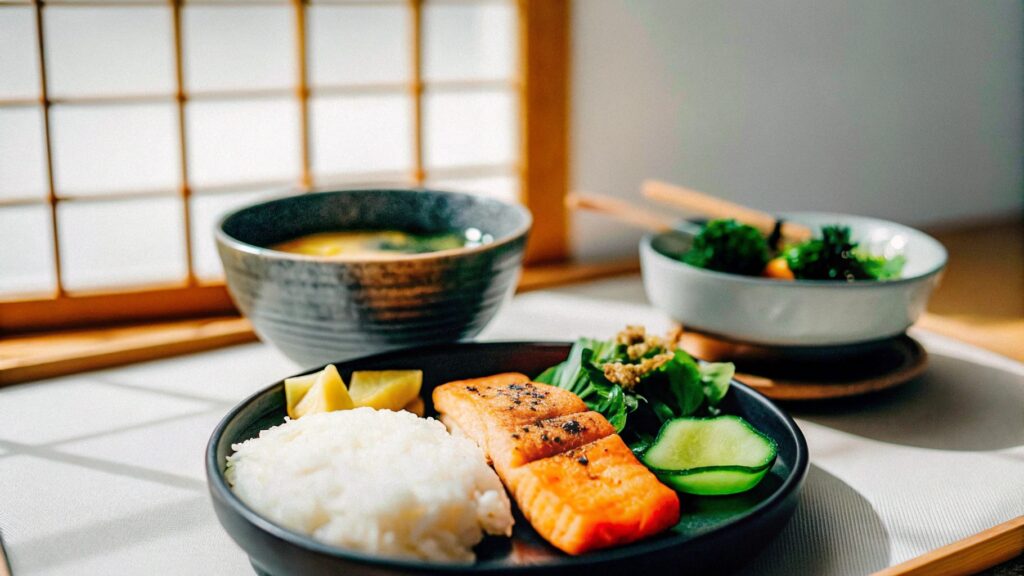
[581,349,630,432]
[534,364,560,386]
[536,329,735,442]
[700,362,734,406]
[535,337,621,398]
[784,225,904,281]
[858,251,906,280]
[649,399,676,424]
[630,432,656,457]
[682,219,770,276]
[680,220,905,282]
[657,350,704,417]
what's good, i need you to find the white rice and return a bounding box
[225,408,513,564]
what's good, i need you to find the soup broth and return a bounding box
[272,229,491,257]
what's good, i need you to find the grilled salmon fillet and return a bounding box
[433,374,680,555]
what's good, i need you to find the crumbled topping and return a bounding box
[603,352,674,389]
[615,325,675,360]
[615,325,647,346]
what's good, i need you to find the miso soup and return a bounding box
[271,229,492,257]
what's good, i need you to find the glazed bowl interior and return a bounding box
[218,188,530,259]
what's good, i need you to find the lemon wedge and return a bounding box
[349,370,423,411]
[287,364,354,419]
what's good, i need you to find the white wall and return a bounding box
[571,0,1024,260]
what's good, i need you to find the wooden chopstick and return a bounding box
[642,179,814,242]
[567,192,675,233]
[872,516,1024,576]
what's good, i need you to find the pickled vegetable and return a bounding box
[349,370,423,411]
[287,365,354,419]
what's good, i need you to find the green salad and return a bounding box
[681,219,906,281]
[536,326,776,495]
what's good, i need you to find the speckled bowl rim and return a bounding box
[215,189,533,264]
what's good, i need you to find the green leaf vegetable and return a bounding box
[534,327,734,450]
[699,362,735,407]
[682,219,770,276]
[784,225,905,281]
[681,220,906,281]
[857,251,907,281]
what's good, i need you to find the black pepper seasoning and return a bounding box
[561,420,582,435]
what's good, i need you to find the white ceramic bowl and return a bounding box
[640,212,947,347]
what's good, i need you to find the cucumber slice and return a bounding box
[641,415,777,496]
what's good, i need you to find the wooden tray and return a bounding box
[874,516,1024,576]
[678,331,928,401]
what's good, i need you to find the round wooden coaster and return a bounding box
[678,331,928,401]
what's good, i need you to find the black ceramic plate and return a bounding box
[207,342,809,576]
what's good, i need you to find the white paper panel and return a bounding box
[423,89,516,168]
[423,2,516,82]
[50,103,179,196]
[0,204,56,296]
[45,7,174,97]
[311,93,413,176]
[309,4,409,86]
[58,196,186,290]
[183,5,294,92]
[0,7,40,99]
[0,107,48,200]
[186,99,300,188]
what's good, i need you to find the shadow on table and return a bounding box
[789,353,1024,451]
[11,496,214,574]
[737,464,890,575]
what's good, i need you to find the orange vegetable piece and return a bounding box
[763,257,795,280]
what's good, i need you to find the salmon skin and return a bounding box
[433,373,680,555]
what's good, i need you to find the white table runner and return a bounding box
[2,277,1022,575]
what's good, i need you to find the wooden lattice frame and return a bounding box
[0,0,569,333]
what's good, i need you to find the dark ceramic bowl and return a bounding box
[216,189,531,367]
[207,342,808,576]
